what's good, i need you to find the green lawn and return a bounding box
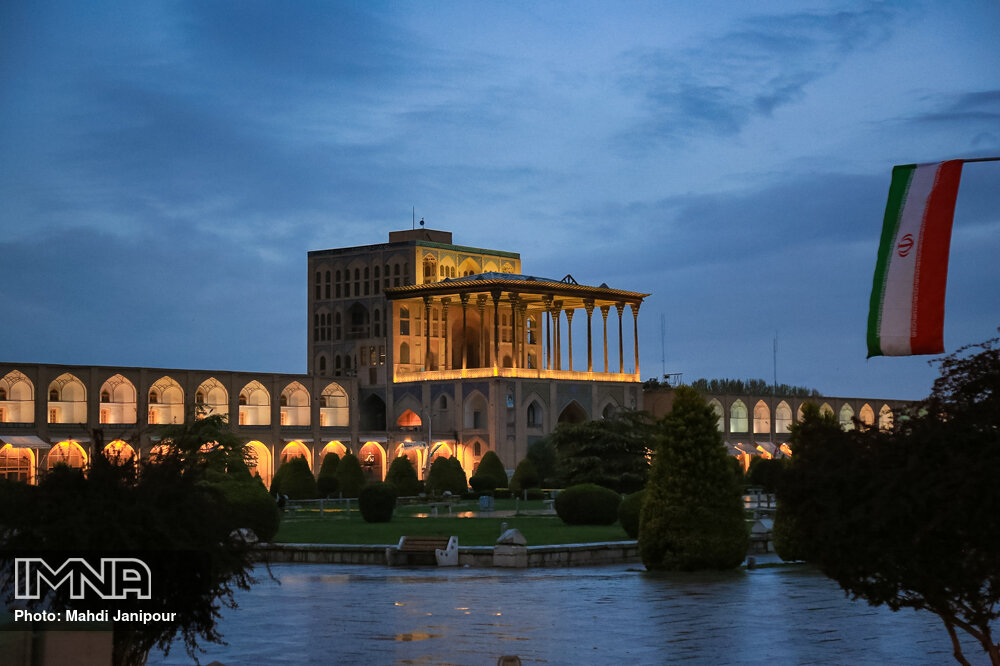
[274,514,630,546]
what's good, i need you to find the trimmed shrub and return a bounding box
[385,456,421,496]
[335,453,365,498]
[509,458,540,495]
[746,456,786,494]
[271,456,317,500]
[470,450,507,491]
[359,482,397,523]
[554,483,621,525]
[469,474,496,493]
[427,456,468,495]
[316,453,340,497]
[618,489,646,539]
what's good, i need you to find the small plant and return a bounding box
[427,456,468,495]
[358,482,397,523]
[554,483,621,525]
[470,450,507,491]
[509,457,540,495]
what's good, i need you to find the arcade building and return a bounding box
[0,228,647,486]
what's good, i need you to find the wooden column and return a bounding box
[600,305,610,373]
[615,302,625,374]
[460,294,470,370]
[491,290,502,368]
[552,301,563,371]
[565,308,575,372]
[441,297,450,370]
[423,296,433,370]
[630,302,641,377]
[584,300,595,372]
[509,294,519,369]
[477,295,488,368]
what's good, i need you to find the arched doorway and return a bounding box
[359,441,385,483]
[246,441,272,488]
[279,441,312,471]
[558,400,587,424]
[0,444,35,483]
[360,394,386,431]
[103,440,137,465]
[48,440,88,471]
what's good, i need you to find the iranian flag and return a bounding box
[867,160,964,357]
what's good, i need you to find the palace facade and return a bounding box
[1,228,647,485]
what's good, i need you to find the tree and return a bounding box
[777,335,1000,665]
[509,457,540,495]
[549,411,653,493]
[335,452,365,498]
[526,439,558,486]
[0,415,268,666]
[385,455,421,496]
[639,385,748,570]
[316,452,340,497]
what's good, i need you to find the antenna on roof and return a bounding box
[419,218,425,227]
[412,206,415,230]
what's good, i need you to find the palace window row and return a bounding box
[313,261,411,302]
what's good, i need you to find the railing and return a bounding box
[394,367,640,383]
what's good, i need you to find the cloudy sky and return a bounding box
[1,1,998,400]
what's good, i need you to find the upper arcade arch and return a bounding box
[320,382,349,427]
[707,398,724,432]
[99,374,137,424]
[753,400,770,434]
[281,381,310,426]
[148,376,184,425]
[0,370,34,423]
[48,373,87,424]
[195,377,229,420]
[239,381,271,426]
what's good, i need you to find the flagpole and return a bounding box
[960,156,1000,164]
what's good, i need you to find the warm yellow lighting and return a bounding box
[394,367,640,383]
[394,602,404,606]
[755,445,773,460]
[779,444,793,457]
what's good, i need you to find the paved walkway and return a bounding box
[148,563,976,665]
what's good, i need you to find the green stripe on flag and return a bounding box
[867,164,915,358]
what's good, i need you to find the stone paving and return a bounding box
[147,563,976,665]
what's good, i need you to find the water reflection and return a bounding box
[148,564,972,665]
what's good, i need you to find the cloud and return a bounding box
[615,6,899,149]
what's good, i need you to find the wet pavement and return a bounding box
[147,563,974,665]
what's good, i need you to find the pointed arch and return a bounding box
[729,400,748,433]
[48,440,88,470]
[246,441,272,488]
[600,398,621,420]
[48,373,87,424]
[860,403,875,427]
[320,382,349,427]
[464,390,489,430]
[321,440,348,460]
[239,381,271,426]
[879,404,894,431]
[775,401,793,433]
[96,374,136,425]
[839,403,855,430]
[0,370,34,424]
[359,441,386,482]
[820,402,834,418]
[558,400,587,425]
[148,376,184,425]
[0,443,35,483]
[525,394,545,428]
[707,398,724,432]
[753,400,771,434]
[279,440,312,471]
[281,381,311,426]
[103,440,137,465]
[195,377,229,420]
[396,408,423,428]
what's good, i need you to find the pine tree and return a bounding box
[639,385,748,570]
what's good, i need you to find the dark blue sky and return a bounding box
[1,1,998,400]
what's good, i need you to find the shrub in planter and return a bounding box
[554,483,621,525]
[385,455,421,496]
[618,489,646,539]
[316,453,340,497]
[335,453,365,498]
[359,482,397,523]
[271,456,317,500]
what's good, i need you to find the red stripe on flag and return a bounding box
[910,160,963,354]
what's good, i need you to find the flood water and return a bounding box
[147,563,975,665]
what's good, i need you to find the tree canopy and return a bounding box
[0,415,273,666]
[548,411,653,493]
[777,334,1000,665]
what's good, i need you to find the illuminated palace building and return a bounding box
[0,228,646,485]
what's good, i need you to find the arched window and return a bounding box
[707,399,724,432]
[101,390,111,403]
[0,388,5,401]
[49,388,59,402]
[195,391,204,404]
[363,267,370,295]
[335,312,342,340]
[319,356,327,375]
[335,270,341,298]
[354,268,361,296]
[730,400,748,432]
[325,270,331,299]
[335,355,342,375]
[753,400,770,434]
[399,306,410,336]
[840,404,855,430]
[399,342,410,364]
[474,441,482,457]
[149,390,159,404]
[527,401,542,427]
[314,271,321,300]
[374,309,381,337]
[775,401,792,433]
[374,265,381,294]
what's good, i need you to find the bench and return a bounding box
[386,536,459,567]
